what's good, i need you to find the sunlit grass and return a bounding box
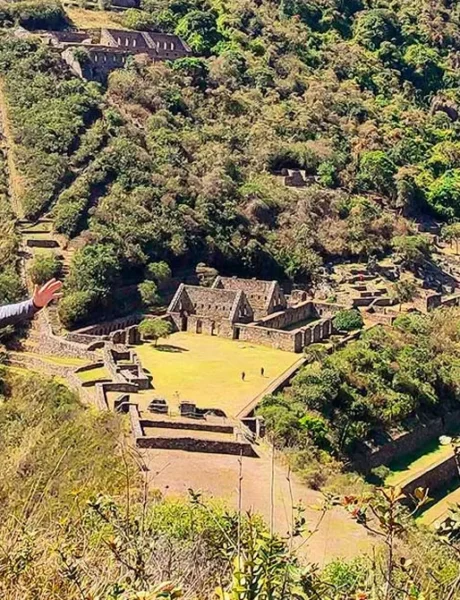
[136,332,298,417]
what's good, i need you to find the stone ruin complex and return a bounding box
[41,28,191,81]
[167,276,341,353]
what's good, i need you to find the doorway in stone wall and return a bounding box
[181,315,188,331]
[233,327,240,340]
[196,319,203,334]
[211,321,216,336]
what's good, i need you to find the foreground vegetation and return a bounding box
[0,366,459,599]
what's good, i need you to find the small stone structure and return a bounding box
[129,403,257,457]
[43,28,192,81]
[167,277,340,353]
[104,345,150,390]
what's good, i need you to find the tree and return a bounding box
[442,223,460,255]
[427,170,460,219]
[391,279,419,311]
[138,280,160,308]
[392,235,431,269]
[357,151,396,197]
[333,309,364,332]
[138,318,172,345]
[58,290,93,328]
[66,244,120,302]
[29,253,60,285]
[147,261,171,285]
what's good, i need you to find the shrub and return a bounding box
[138,280,160,307]
[369,465,391,485]
[29,253,61,285]
[58,290,93,328]
[333,309,364,332]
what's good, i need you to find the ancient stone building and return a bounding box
[212,276,286,319]
[167,277,338,353]
[44,28,191,82]
[168,284,254,337]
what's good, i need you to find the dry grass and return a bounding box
[65,7,125,29]
[135,332,298,417]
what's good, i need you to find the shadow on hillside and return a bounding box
[155,344,189,353]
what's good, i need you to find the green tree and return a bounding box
[393,235,431,269]
[0,266,23,305]
[138,280,160,308]
[353,9,400,50]
[391,279,419,311]
[29,253,60,285]
[175,9,221,54]
[138,318,172,345]
[333,309,364,332]
[66,244,120,302]
[442,223,460,255]
[58,290,93,328]
[427,171,460,219]
[147,261,172,284]
[357,151,396,197]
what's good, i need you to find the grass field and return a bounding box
[66,7,125,29]
[135,332,298,417]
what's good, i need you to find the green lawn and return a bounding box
[136,332,299,417]
[76,366,110,383]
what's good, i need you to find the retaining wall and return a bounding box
[402,454,459,497]
[140,418,235,435]
[352,410,460,473]
[136,435,257,457]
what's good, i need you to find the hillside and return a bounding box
[0,0,459,326]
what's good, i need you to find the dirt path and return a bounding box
[140,445,376,567]
[0,78,24,218]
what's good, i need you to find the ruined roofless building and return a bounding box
[212,276,287,320]
[45,28,192,82]
[167,276,338,353]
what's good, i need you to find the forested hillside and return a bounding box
[1,0,460,325]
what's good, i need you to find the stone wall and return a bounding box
[136,435,257,457]
[7,353,94,404]
[352,410,460,473]
[402,454,459,497]
[440,293,460,308]
[73,314,142,337]
[312,302,348,317]
[96,381,139,410]
[366,312,397,326]
[26,239,58,248]
[256,301,313,330]
[129,403,144,438]
[237,323,302,352]
[74,361,104,373]
[140,418,235,435]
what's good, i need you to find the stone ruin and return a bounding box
[41,28,192,82]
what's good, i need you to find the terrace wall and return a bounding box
[136,435,257,457]
[402,454,459,497]
[352,410,460,473]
